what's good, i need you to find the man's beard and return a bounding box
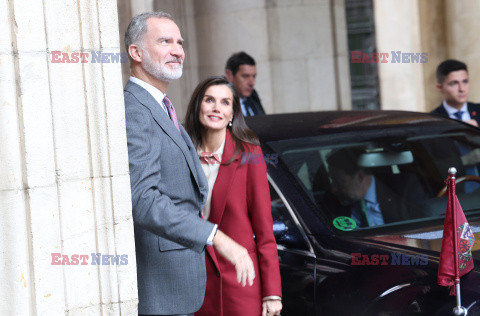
[142,49,183,82]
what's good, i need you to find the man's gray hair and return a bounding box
[124,11,174,60]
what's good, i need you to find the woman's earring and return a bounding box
[228,121,233,127]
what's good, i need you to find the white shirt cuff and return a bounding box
[263,295,282,301]
[206,224,218,246]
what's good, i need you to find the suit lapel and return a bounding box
[376,180,403,223]
[244,97,256,116]
[468,102,480,125]
[125,81,203,189]
[180,124,208,194]
[435,103,448,117]
[209,131,240,225]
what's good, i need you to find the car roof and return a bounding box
[245,110,467,142]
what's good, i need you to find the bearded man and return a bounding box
[123,12,255,316]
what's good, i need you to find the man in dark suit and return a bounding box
[431,59,480,127]
[124,12,254,315]
[319,148,406,228]
[431,59,480,193]
[225,52,266,116]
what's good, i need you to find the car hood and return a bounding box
[355,221,480,264]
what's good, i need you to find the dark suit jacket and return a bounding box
[317,177,406,228]
[124,80,215,314]
[195,130,281,316]
[243,89,265,116]
[431,102,480,126]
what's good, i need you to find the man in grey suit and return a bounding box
[124,12,255,315]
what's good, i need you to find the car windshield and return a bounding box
[267,126,480,232]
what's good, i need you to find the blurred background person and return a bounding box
[431,59,480,127]
[225,52,266,116]
[432,59,480,192]
[185,76,282,316]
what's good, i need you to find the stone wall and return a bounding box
[0,0,137,314]
[117,0,352,118]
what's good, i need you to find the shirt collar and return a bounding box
[442,100,468,116]
[129,76,168,113]
[364,176,377,205]
[239,98,248,116]
[197,137,226,163]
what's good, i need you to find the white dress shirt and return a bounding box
[442,101,471,121]
[129,76,169,114]
[197,138,225,220]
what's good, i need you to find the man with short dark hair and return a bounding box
[124,12,255,315]
[225,51,265,116]
[326,148,385,227]
[431,59,480,127]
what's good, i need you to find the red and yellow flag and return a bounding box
[438,172,475,295]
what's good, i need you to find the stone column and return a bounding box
[266,0,351,112]
[418,0,447,111]
[374,0,426,112]
[0,0,137,314]
[444,0,480,103]
[186,0,351,114]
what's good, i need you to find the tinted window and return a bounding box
[270,183,310,251]
[267,130,480,232]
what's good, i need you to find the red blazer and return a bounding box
[196,130,282,316]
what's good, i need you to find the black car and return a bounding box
[247,111,480,316]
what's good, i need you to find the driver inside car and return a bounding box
[320,148,406,228]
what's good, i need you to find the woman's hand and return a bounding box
[262,299,282,316]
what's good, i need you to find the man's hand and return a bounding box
[262,299,282,316]
[465,119,479,127]
[212,230,255,286]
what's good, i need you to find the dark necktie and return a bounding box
[163,96,180,132]
[351,199,369,227]
[243,98,255,116]
[454,111,464,121]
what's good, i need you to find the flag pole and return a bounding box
[449,167,467,316]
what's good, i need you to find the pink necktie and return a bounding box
[163,96,180,132]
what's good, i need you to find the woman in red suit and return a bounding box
[185,76,282,316]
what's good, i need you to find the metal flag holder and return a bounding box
[448,167,467,316]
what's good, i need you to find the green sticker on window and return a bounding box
[332,216,357,231]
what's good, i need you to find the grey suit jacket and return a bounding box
[124,80,215,315]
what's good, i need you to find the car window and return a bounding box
[267,129,480,232]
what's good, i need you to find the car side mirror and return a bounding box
[273,218,288,239]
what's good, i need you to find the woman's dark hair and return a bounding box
[184,75,259,164]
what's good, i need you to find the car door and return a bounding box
[269,178,318,316]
